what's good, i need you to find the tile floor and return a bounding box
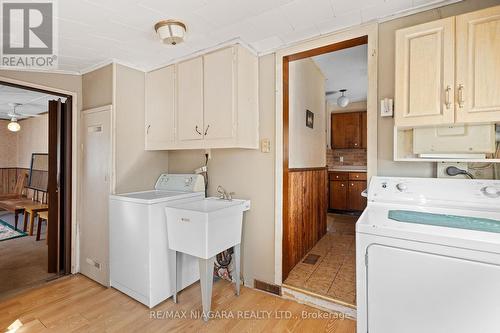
[284,213,358,305]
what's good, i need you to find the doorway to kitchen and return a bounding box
[281,36,369,309]
[0,81,73,298]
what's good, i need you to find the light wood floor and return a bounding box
[0,213,54,297]
[0,274,356,332]
[284,214,358,305]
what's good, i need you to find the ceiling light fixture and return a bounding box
[337,89,350,108]
[8,118,20,132]
[154,20,187,45]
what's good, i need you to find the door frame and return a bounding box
[274,23,379,285]
[0,76,79,274]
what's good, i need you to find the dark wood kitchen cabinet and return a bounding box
[331,111,367,149]
[329,171,367,212]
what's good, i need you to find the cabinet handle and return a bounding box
[445,85,451,109]
[146,124,151,134]
[341,184,344,187]
[204,125,210,136]
[354,143,358,146]
[195,126,202,136]
[458,84,465,108]
[351,183,354,186]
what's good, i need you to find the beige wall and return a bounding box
[0,120,18,168]
[168,54,276,286]
[289,58,326,168]
[377,0,500,177]
[114,64,169,193]
[0,116,48,169]
[82,65,113,110]
[17,115,48,168]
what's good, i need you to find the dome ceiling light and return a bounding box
[337,89,350,108]
[154,20,187,45]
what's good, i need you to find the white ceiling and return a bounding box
[313,44,367,103]
[2,0,456,73]
[0,85,64,119]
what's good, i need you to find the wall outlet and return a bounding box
[339,156,344,163]
[437,162,469,179]
[86,257,101,270]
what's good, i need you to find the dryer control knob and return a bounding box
[396,183,407,192]
[482,186,500,198]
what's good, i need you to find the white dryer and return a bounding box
[109,174,205,308]
[357,176,500,333]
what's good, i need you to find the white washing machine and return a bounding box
[357,176,500,333]
[109,174,205,308]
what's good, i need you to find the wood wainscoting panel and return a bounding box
[283,167,327,279]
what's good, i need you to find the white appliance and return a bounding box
[109,174,205,308]
[357,176,500,333]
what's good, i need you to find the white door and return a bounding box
[80,107,112,286]
[456,6,500,123]
[395,17,455,127]
[177,57,204,142]
[203,47,236,142]
[145,65,176,150]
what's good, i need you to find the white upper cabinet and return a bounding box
[395,17,455,128]
[456,6,500,123]
[177,57,204,143]
[395,5,500,127]
[144,44,258,150]
[203,47,235,144]
[145,65,176,150]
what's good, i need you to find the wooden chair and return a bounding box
[23,202,48,236]
[37,211,48,244]
[0,173,28,200]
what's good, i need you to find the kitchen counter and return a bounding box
[328,166,367,172]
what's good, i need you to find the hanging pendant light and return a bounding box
[8,118,20,132]
[337,89,350,108]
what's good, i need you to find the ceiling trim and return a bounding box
[0,65,80,76]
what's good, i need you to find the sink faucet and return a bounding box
[217,185,234,201]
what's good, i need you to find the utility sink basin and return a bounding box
[165,197,250,259]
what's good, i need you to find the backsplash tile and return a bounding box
[327,149,367,168]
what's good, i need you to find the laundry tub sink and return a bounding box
[165,197,250,259]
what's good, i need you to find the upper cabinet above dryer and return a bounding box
[145,44,259,151]
[455,6,500,124]
[395,5,500,128]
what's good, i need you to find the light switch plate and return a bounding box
[261,139,271,153]
[380,98,393,117]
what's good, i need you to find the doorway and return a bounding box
[280,33,374,308]
[0,81,73,297]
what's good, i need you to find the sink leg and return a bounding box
[172,251,178,304]
[233,244,241,296]
[199,256,215,322]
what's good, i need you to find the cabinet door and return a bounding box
[331,113,361,149]
[145,65,175,150]
[329,180,348,210]
[361,111,367,149]
[456,6,500,123]
[203,47,235,141]
[177,57,204,142]
[395,17,455,127]
[348,181,367,211]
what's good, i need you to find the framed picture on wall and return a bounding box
[306,110,314,129]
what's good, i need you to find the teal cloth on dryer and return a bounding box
[388,210,500,234]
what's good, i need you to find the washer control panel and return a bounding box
[155,174,205,193]
[369,176,500,210]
